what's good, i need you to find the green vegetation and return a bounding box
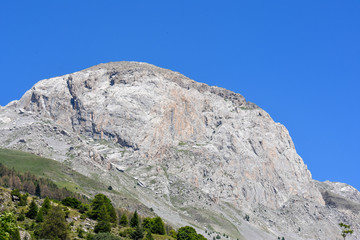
[177,226,206,240]
[0,212,20,240]
[26,200,38,219]
[130,210,140,227]
[89,194,117,223]
[38,205,69,240]
[0,162,87,202]
[119,213,129,227]
[339,223,353,240]
[0,149,209,240]
[61,197,82,209]
[0,148,108,194]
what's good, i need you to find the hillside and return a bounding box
[0,159,207,240]
[0,62,359,239]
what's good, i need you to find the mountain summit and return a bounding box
[0,62,359,239]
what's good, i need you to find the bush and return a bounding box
[61,197,82,209]
[0,212,20,240]
[119,228,134,237]
[177,226,207,240]
[92,232,121,240]
[26,200,38,219]
[119,213,128,227]
[131,225,144,240]
[130,211,139,228]
[89,194,117,223]
[151,216,165,235]
[38,206,69,240]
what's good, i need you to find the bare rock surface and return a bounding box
[0,61,359,239]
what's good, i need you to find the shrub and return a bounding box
[61,197,82,209]
[119,214,128,227]
[26,200,38,219]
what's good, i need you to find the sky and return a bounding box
[0,1,359,190]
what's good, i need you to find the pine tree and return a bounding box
[19,193,28,206]
[90,194,117,223]
[94,205,111,233]
[131,225,144,240]
[119,214,128,227]
[130,211,139,228]
[17,210,25,221]
[142,218,153,230]
[151,217,165,235]
[39,205,69,240]
[144,230,154,240]
[26,199,38,219]
[41,197,51,215]
[35,183,41,198]
[36,208,44,222]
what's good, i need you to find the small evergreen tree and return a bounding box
[94,205,111,233]
[131,225,144,240]
[130,211,139,228]
[19,193,28,206]
[41,197,51,214]
[144,229,154,240]
[151,216,165,235]
[178,226,206,240]
[35,183,41,198]
[39,205,69,240]
[142,218,153,230]
[36,208,44,222]
[26,199,38,219]
[119,213,128,227]
[89,194,117,223]
[61,197,82,209]
[17,210,25,222]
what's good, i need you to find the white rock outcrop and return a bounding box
[0,62,359,239]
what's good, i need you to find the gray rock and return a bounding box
[0,61,359,240]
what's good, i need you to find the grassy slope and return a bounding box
[0,148,112,196]
[0,148,150,213]
[0,148,245,239]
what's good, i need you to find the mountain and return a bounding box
[0,62,359,240]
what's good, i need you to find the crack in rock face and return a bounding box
[0,61,359,240]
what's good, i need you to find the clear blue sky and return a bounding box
[1,1,359,190]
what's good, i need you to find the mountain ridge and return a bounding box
[0,61,359,239]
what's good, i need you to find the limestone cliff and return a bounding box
[0,62,359,239]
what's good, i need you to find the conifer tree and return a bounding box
[151,216,165,235]
[131,225,144,240]
[119,213,129,227]
[39,205,69,240]
[35,183,41,198]
[36,208,44,222]
[94,205,111,233]
[130,211,139,228]
[26,199,38,219]
[144,229,154,240]
[142,218,153,230]
[90,194,117,223]
[41,197,51,215]
[17,210,25,222]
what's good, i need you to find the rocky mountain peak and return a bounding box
[0,62,359,239]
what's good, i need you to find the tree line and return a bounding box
[0,163,88,202]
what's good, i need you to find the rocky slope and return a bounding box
[0,62,359,239]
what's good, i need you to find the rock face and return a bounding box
[0,62,359,239]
